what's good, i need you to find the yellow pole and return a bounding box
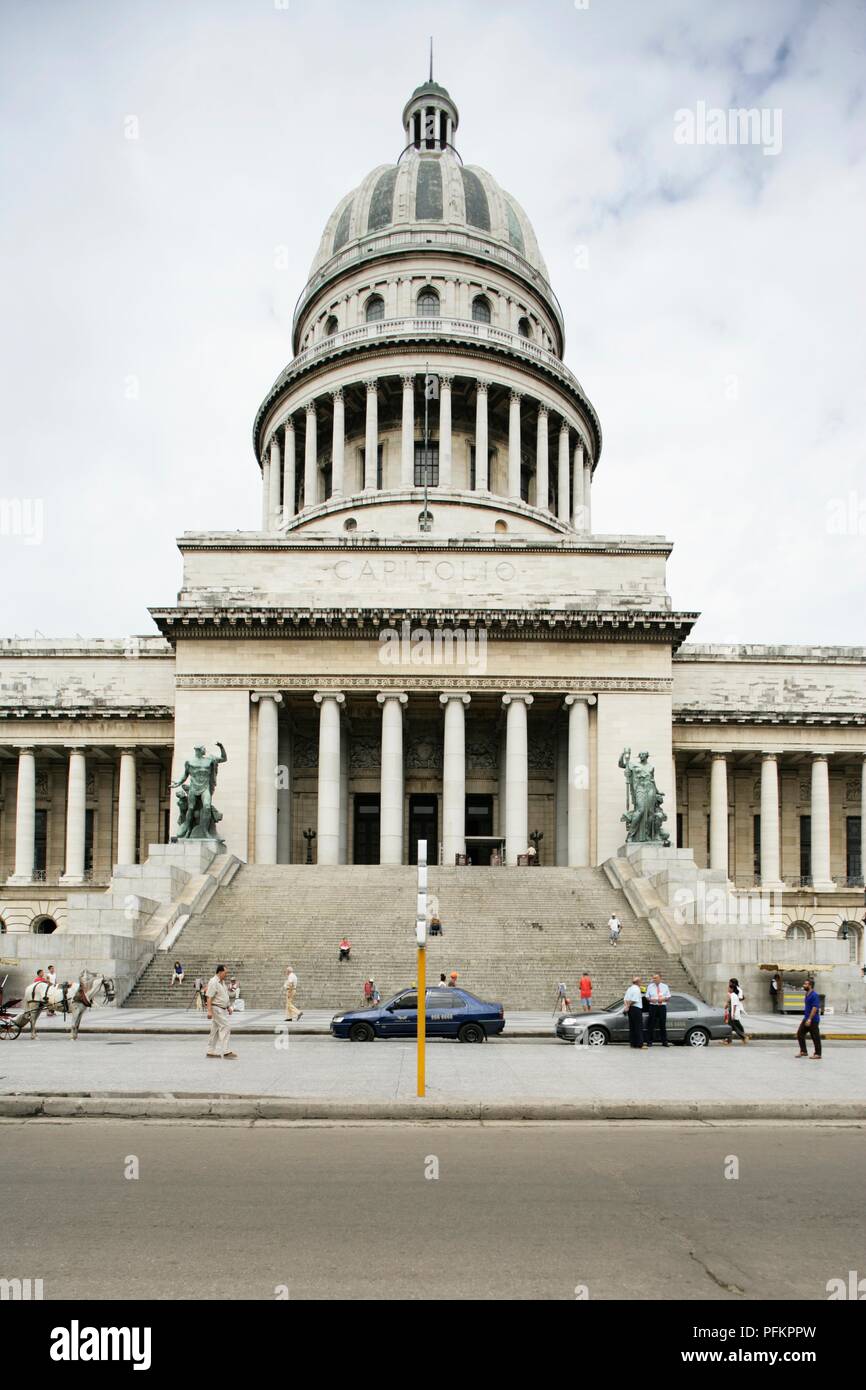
[417,943,426,1097]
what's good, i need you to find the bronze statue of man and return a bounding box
[171,742,227,840]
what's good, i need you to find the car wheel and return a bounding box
[685,1027,710,1047]
[349,1022,375,1042]
[586,1026,609,1047]
[457,1022,486,1044]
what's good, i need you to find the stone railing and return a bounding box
[269,316,588,400]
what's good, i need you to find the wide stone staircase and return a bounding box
[124,865,697,1011]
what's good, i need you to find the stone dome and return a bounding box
[309,148,550,283]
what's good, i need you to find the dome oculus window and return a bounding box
[416,287,440,317]
[365,294,385,323]
[472,295,491,324]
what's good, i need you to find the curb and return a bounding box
[18,1027,866,1041]
[2,1094,866,1122]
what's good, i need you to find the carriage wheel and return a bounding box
[0,1019,22,1040]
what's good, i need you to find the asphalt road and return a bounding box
[2,1120,864,1300]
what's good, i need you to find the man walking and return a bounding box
[645,973,671,1046]
[624,975,644,1049]
[796,978,822,1060]
[284,965,303,1022]
[608,913,622,947]
[205,963,236,1059]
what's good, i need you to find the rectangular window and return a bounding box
[469,446,494,491]
[414,441,439,487]
[84,809,94,875]
[676,812,683,850]
[847,816,862,883]
[753,814,761,881]
[361,445,384,489]
[34,808,48,876]
[800,815,812,884]
[163,810,170,845]
[136,809,142,865]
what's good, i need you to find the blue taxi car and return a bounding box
[331,986,505,1042]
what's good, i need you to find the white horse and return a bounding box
[17,971,115,1039]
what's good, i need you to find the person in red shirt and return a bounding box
[578,972,593,1012]
[338,938,351,962]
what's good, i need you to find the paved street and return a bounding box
[1,1120,863,1299]
[0,1033,862,1104]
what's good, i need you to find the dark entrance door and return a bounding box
[353,794,380,864]
[408,794,438,864]
[465,794,494,864]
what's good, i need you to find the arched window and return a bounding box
[416,287,440,317]
[839,922,863,962]
[32,916,58,935]
[0,915,6,933]
[472,295,491,324]
[518,316,532,339]
[365,294,385,323]
[786,922,813,941]
[343,517,357,533]
[325,315,338,336]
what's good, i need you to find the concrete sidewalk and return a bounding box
[15,1005,866,1039]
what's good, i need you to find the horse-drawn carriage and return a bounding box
[0,970,115,1038]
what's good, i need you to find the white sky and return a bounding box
[1,0,864,645]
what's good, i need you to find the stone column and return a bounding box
[444,277,457,317]
[571,440,586,531]
[508,391,522,499]
[439,375,453,487]
[760,753,784,890]
[564,695,592,867]
[387,277,398,317]
[584,455,593,532]
[268,435,282,529]
[364,379,378,489]
[252,693,282,865]
[283,419,296,520]
[60,747,87,884]
[314,692,345,864]
[810,754,835,890]
[261,455,271,531]
[474,381,488,490]
[331,391,345,498]
[277,720,292,864]
[339,712,348,865]
[536,405,549,511]
[862,757,866,885]
[458,278,470,318]
[8,747,36,883]
[440,692,470,863]
[709,754,729,876]
[669,755,678,848]
[555,719,568,865]
[377,692,408,864]
[401,375,414,489]
[557,422,570,524]
[117,749,137,867]
[502,693,533,865]
[303,402,318,510]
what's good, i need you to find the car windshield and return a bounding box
[605,1000,624,1012]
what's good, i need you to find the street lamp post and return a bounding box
[416,838,427,1098]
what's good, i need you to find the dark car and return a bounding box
[555,992,730,1047]
[331,987,505,1042]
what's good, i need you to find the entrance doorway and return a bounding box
[408,794,438,864]
[353,794,380,864]
[465,794,494,864]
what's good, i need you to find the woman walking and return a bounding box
[726,977,748,1044]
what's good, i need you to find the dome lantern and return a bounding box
[401,65,459,155]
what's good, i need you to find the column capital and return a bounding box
[305,400,317,417]
[250,691,283,704]
[365,377,379,394]
[439,691,471,706]
[401,374,415,390]
[330,388,344,404]
[810,751,830,762]
[559,418,570,435]
[440,373,454,388]
[476,379,489,396]
[509,389,523,404]
[376,691,408,706]
[314,691,345,706]
[13,744,36,754]
[284,416,295,433]
[502,692,534,708]
[563,693,596,708]
[537,403,549,419]
[710,750,730,762]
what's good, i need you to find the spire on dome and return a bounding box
[402,63,459,154]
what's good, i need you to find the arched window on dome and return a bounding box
[472,295,491,324]
[325,315,338,337]
[365,294,385,323]
[416,287,440,317]
[518,316,532,339]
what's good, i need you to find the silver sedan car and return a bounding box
[555,992,731,1047]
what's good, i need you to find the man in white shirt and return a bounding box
[205,964,236,1059]
[624,976,645,1049]
[645,973,671,1047]
[284,966,303,1022]
[608,915,622,946]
